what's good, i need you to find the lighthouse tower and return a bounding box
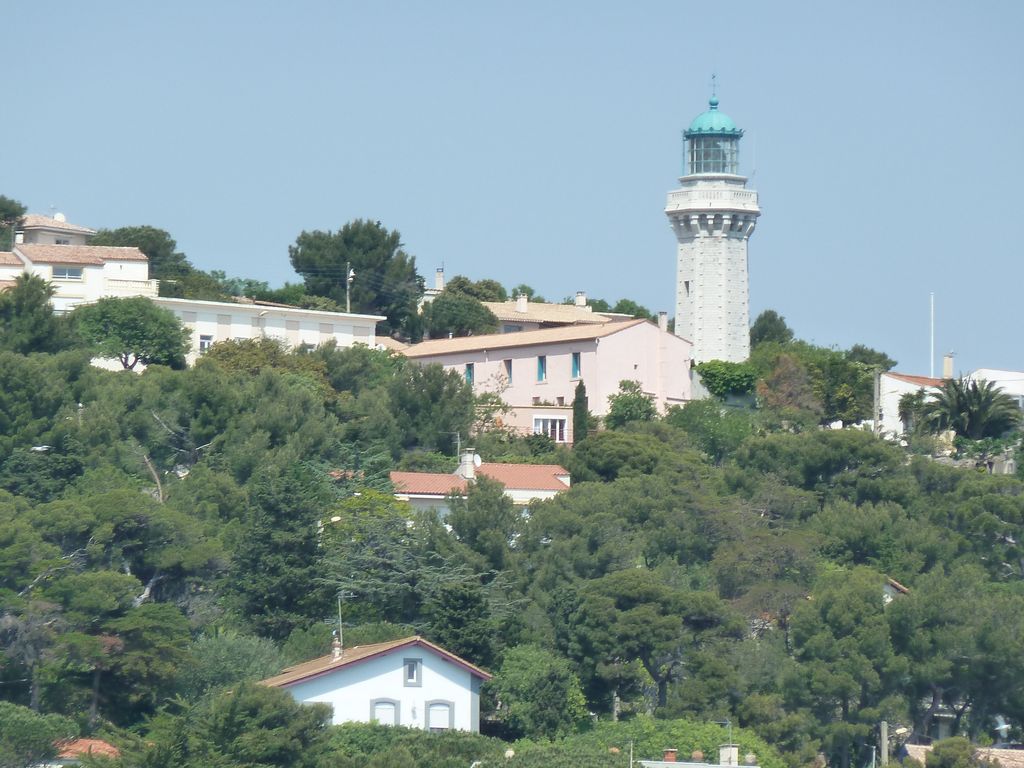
[665,96,760,363]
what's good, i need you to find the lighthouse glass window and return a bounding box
[689,136,738,174]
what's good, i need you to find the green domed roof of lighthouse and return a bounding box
[685,97,744,137]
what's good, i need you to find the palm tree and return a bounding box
[923,378,1022,439]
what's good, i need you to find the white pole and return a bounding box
[930,292,935,379]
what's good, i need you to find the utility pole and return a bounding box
[346,262,355,313]
[873,368,882,436]
[880,721,889,766]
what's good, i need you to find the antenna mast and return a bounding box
[930,292,935,379]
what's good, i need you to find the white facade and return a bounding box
[152,297,384,364]
[877,372,944,438]
[268,639,487,732]
[0,244,158,313]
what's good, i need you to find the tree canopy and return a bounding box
[72,297,189,369]
[289,219,423,336]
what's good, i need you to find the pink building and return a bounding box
[403,319,692,443]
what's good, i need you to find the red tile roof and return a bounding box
[391,471,468,496]
[56,737,121,759]
[16,244,147,265]
[478,463,570,491]
[885,371,945,388]
[0,251,22,265]
[260,636,491,688]
[390,464,570,495]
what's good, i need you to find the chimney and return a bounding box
[719,745,739,767]
[575,291,587,307]
[331,638,343,661]
[435,267,445,291]
[658,311,668,332]
[942,353,954,379]
[663,750,678,763]
[456,450,476,480]
[516,293,528,313]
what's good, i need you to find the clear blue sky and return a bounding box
[7,1,1022,374]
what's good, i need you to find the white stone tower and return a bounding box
[665,96,760,363]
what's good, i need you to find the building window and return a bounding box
[403,658,422,687]
[533,417,567,443]
[426,700,454,732]
[199,334,213,354]
[370,698,400,725]
[571,352,581,379]
[537,355,547,382]
[52,266,82,280]
[503,359,512,383]
[55,238,70,245]
[503,324,523,333]
[465,363,474,385]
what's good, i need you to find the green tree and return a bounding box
[90,226,191,281]
[289,219,423,335]
[0,273,71,354]
[448,475,519,571]
[923,378,1021,439]
[572,380,589,444]
[510,284,546,303]
[665,399,755,464]
[422,289,498,338]
[695,360,758,398]
[789,567,906,768]
[117,684,332,768]
[228,463,334,640]
[605,380,656,429]
[386,363,475,453]
[487,644,588,740]
[846,344,896,371]
[422,582,495,668]
[0,701,77,768]
[925,738,996,768]
[611,298,653,320]
[444,275,508,302]
[0,195,26,251]
[568,430,665,482]
[750,309,794,347]
[73,297,189,369]
[569,570,739,709]
[178,630,286,701]
[756,353,823,427]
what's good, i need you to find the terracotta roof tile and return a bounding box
[391,471,468,496]
[20,213,97,235]
[0,251,22,265]
[477,463,570,491]
[260,636,491,688]
[403,318,647,358]
[57,737,121,759]
[391,464,570,495]
[15,243,147,265]
[885,372,945,388]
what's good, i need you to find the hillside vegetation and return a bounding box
[1,333,1024,768]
